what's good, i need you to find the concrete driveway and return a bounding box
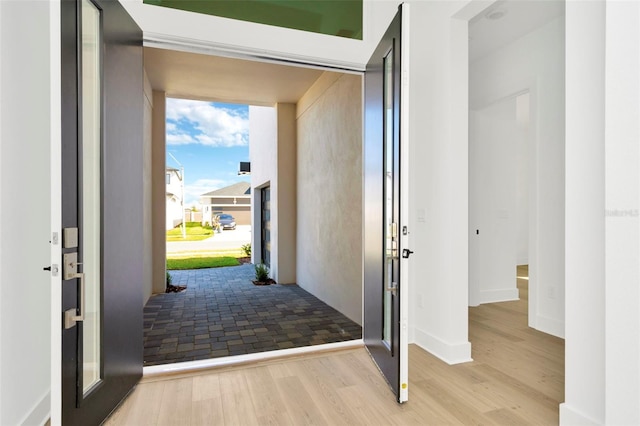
[167,224,251,255]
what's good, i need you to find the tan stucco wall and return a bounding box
[151,91,167,295]
[296,73,363,325]
[276,103,297,284]
[143,70,153,304]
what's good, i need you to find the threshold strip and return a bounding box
[142,339,364,379]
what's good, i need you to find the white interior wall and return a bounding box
[469,16,565,338]
[469,97,520,306]
[296,73,363,325]
[515,94,530,266]
[604,3,640,423]
[406,1,472,364]
[0,2,52,424]
[562,1,605,424]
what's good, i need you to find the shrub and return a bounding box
[241,243,252,257]
[166,271,172,287]
[255,263,269,282]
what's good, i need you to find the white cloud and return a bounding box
[183,178,229,206]
[166,99,248,147]
[166,132,197,145]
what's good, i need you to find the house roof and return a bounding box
[201,181,251,198]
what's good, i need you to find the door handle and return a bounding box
[402,249,414,259]
[63,252,85,329]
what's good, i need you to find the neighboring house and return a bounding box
[200,181,251,226]
[165,166,183,230]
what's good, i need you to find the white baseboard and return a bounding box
[559,403,600,425]
[535,314,565,339]
[20,390,50,426]
[478,288,520,304]
[413,327,473,365]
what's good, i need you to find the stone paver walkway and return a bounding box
[143,264,362,366]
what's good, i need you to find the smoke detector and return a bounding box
[485,7,508,20]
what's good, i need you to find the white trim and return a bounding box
[534,314,565,339]
[19,391,50,426]
[477,288,519,305]
[559,403,600,426]
[142,339,364,378]
[413,327,473,365]
[398,1,410,405]
[0,0,3,419]
[144,33,366,74]
[49,1,62,425]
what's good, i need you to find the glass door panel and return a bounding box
[80,0,101,395]
[382,48,395,349]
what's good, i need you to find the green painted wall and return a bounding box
[143,0,362,39]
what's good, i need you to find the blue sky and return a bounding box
[166,98,250,207]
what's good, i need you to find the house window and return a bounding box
[166,172,171,184]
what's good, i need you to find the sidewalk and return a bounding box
[167,224,251,255]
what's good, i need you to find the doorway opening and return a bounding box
[164,98,252,276]
[467,0,565,403]
[143,49,364,368]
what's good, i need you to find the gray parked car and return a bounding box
[217,214,236,230]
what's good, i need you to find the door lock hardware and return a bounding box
[402,249,414,259]
[43,264,59,276]
[63,227,78,249]
[63,252,85,329]
[402,226,408,236]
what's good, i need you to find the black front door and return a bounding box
[363,6,408,403]
[61,1,143,424]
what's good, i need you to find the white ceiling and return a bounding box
[144,47,327,106]
[469,0,565,62]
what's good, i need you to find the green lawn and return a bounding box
[167,256,240,270]
[166,222,214,242]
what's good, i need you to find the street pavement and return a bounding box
[167,224,251,255]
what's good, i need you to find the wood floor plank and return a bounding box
[485,407,532,425]
[244,366,294,426]
[288,358,361,425]
[218,369,260,426]
[103,381,165,426]
[274,375,329,425]
[192,374,221,402]
[156,378,193,426]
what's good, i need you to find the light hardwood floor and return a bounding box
[106,269,564,425]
